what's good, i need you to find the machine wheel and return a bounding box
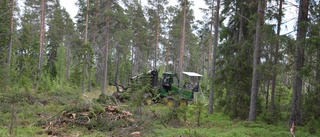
[145,96,153,106]
[179,99,188,106]
[167,98,174,107]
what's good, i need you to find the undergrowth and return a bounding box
[1,87,320,137]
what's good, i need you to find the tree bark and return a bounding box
[248,0,265,121]
[290,0,309,125]
[93,0,99,87]
[82,0,89,93]
[85,0,89,43]
[178,0,186,87]
[114,42,120,84]
[165,39,170,71]
[65,45,70,80]
[7,0,14,84]
[316,49,320,120]
[208,0,220,114]
[265,80,270,110]
[270,0,282,115]
[206,6,213,91]
[154,0,160,69]
[102,0,111,94]
[85,0,93,92]
[37,0,46,89]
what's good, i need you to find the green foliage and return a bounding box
[189,94,206,126]
[56,44,67,84]
[126,75,153,108]
[95,93,117,104]
[69,41,93,90]
[153,111,320,137]
[306,117,320,134]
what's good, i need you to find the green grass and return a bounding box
[152,119,318,137]
[1,88,320,137]
[147,104,320,137]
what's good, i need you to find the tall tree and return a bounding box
[208,0,220,114]
[7,0,15,84]
[146,0,168,69]
[0,0,11,88]
[290,0,309,125]
[82,0,89,93]
[102,0,111,94]
[215,0,257,119]
[124,0,149,75]
[307,0,320,121]
[248,0,266,121]
[62,8,76,80]
[46,1,65,79]
[179,0,187,86]
[37,0,46,89]
[206,1,213,91]
[270,0,283,115]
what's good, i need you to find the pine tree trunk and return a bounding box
[85,0,89,43]
[82,0,89,93]
[65,46,70,80]
[154,1,160,69]
[265,79,270,110]
[37,0,46,89]
[82,58,86,93]
[85,0,92,92]
[7,0,14,84]
[206,9,212,91]
[290,0,309,125]
[114,43,120,84]
[131,45,134,77]
[165,40,170,71]
[270,0,282,116]
[209,0,220,114]
[248,0,265,121]
[102,0,111,94]
[316,50,320,120]
[179,0,186,87]
[92,0,99,89]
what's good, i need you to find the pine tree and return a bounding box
[270,0,283,116]
[215,0,257,119]
[36,0,46,89]
[124,0,149,75]
[249,0,266,121]
[0,0,11,88]
[290,0,309,125]
[178,0,187,87]
[46,1,65,79]
[102,0,111,94]
[146,0,168,69]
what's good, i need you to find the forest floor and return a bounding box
[0,87,319,137]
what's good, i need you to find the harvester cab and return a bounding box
[161,72,178,91]
[182,71,205,104]
[182,72,202,92]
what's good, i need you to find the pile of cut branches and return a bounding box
[36,104,135,136]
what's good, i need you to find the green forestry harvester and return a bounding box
[111,69,202,106]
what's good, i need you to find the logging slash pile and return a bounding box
[36,104,137,136]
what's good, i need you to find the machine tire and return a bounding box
[167,98,174,107]
[179,99,188,106]
[145,96,153,106]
